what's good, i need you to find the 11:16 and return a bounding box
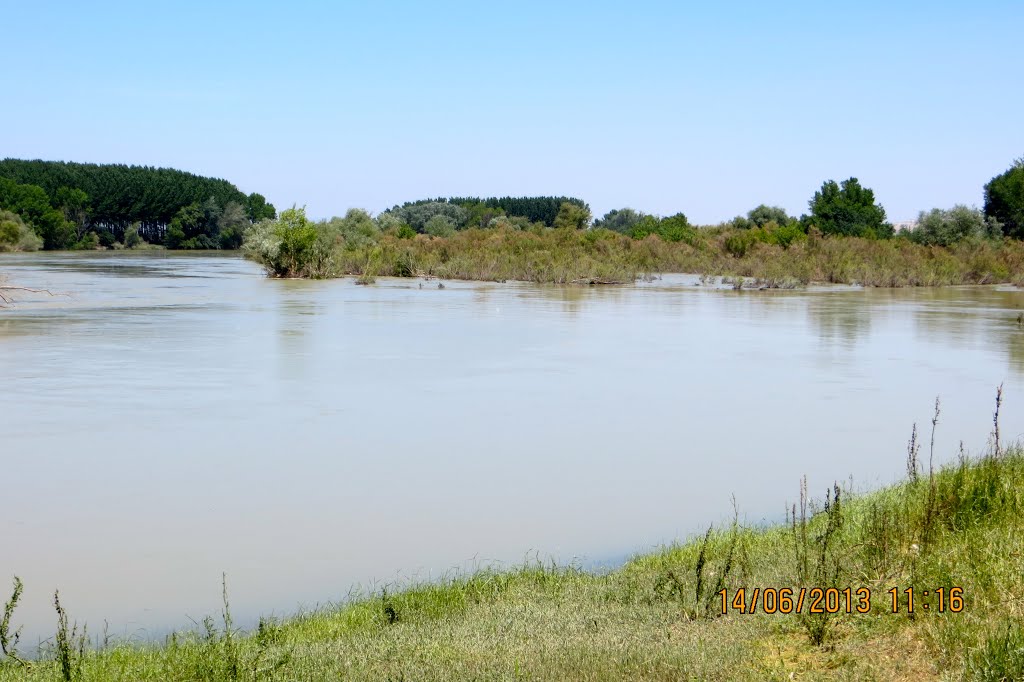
[889,587,964,613]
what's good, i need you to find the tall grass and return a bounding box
[244,219,1024,288]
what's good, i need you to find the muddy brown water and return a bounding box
[1,251,1021,644]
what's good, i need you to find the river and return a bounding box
[1,251,1021,645]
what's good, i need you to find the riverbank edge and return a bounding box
[3,433,1023,680]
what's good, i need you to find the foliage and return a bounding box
[984,157,1024,239]
[123,224,142,249]
[808,177,893,238]
[386,202,468,233]
[324,209,381,250]
[907,205,1001,246]
[423,215,456,237]
[0,177,75,249]
[734,204,793,230]
[55,187,90,238]
[0,158,273,245]
[216,201,249,249]
[747,204,792,227]
[391,196,589,227]
[243,207,334,277]
[553,201,591,230]
[655,213,694,243]
[245,192,277,222]
[594,208,644,233]
[0,211,43,252]
[626,213,694,244]
[72,232,100,250]
[460,201,506,229]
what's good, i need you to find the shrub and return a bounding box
[124,223,142,248]
[424,215,456,238]
[908,206,1000,246]
[724,231,756,257]
[0,210,43,252]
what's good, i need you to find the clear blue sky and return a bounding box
[3,0,1022,223]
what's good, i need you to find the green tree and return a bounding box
[462,202,506,228]
[326,208,380,249]
[217,200,249,249]
[424,215,456,237]
[124,223,143,248]
[0,177,74,249]
[984,158,1024,239]
[165,203,204,248]
[628,214,662,239]
[554,201,591,230]
[246,192,277,222]
[908,205,1000,246]
[746,204,791,228]
[0,210,43,251]
[388,202,468,232]
[657,213,694,242]
[55,186,90,238]
[275,207,320,274]
[0,158,258,236]
[808,178,892,238]
[594,208,644,233]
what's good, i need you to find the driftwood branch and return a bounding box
[570,277,626,285]
[0,285,64,306]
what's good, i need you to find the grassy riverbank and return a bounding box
[4,407,1023,680]
[244,215,1024,288]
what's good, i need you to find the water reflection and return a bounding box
[805,294,874,348]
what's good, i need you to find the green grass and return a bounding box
[4,422,1024,679]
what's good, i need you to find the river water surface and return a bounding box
[2,252,1022,644]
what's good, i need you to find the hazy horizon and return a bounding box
[3,1,1022,224]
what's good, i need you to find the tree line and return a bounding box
[0,159,275,250]
[382,196,590,233]
[3,156,1023,254]
[590,158,1024,250]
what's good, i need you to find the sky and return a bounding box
[2,0,1022,224]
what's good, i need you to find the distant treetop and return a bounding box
[0,158,274,232]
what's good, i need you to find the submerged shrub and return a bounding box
[243,207,334,277]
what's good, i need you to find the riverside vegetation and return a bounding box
[3,156,1024,288]
[2,390,1023,681]
[238,159,1024,287]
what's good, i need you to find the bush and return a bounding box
[124,224,142,248]
[724,231,757,257]
[180,235,218,250]
[73,232,100,250]
[96,229,116,248]
[424,215,456,238]
[326,209,381,249]
[908,206,1000,246]
[243,207,333,277]
[0,210,43,252]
